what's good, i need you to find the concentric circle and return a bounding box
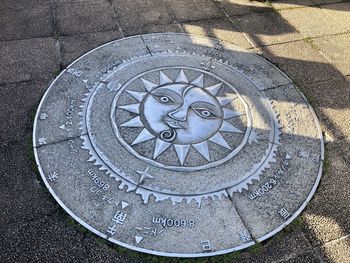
[33,33,323,257]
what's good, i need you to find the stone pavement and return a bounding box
[0,0,349,262]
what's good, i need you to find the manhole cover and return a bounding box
[33,33,323,257]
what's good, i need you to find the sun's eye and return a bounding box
[192,107,219,119]
[154,95,175,104]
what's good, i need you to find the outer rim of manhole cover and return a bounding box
[33,33,324,258]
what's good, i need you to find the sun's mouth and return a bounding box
[164,120,183,129]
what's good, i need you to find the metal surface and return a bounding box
[33,33,324,257]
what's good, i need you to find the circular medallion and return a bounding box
[33,33,323,257]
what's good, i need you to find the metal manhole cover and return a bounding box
[33,33,323,257]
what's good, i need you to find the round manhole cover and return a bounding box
[33,33,323,257]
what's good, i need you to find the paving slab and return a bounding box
[256,40,344,84]
[319,2,350,31]
[60,30,123,67]
[303,77,350,141]
[270,0,314,10]
[0,138,59,227]
[0,0,53,41]
[181,18,253,50]
[55,1,118,36]
[230,10,302,47]
[167,0,224,22]
[312,33,350,76]
[214,0,271,16]
[0,213,87,263]
[311,0,349,5]
[111,0,175,30]
[0,38,59,84]
[279,6,347,38]
[0,79,50,142]
[318,236,350,263]
[302,142,350,246]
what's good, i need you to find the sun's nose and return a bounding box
[168,106,188,122]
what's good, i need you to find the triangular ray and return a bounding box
[121,201,129,209]
[135,236,144,245]
[126,90,147,102]
[141,78,158,92]
[204,83,223,95]
[153,139,171,159]
[223,108,244,119]
[118,103,140,114]
[209,132,231,149]
[132,128,155,145]
[175,70,189,83]
[159,71,173,85]
[192,141,210,161]
[220,121,243,133]
[191,74,204,88]
[120,116,144,127]
[217,96,237,106]
[174,144,190,165]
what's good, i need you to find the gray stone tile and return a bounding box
[320,2,350,31]
[0,0,53,41]
[0,38,59,84]
[0,138,58,227]
[318,236,350,263]
[111,0,175,30]
[215,0,270,16]
[0,213,86,263]
[123,23,183,37]
[181,18,253,49]
[230,10,303,47]
[313,33,350,76]
[302,142,350,246]
[0,79,50,142]
[60,30,123,67]
[303,77,350,141]
[279,6,348,38]
[56,1,118,36]
[167,0,224,22]
[256,40,344,84]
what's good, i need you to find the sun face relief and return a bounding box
[142,83,224,145]
[112,68,249,169]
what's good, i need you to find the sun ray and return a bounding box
[191,74,204,88]
[220,120,243,133]
[192,141,210,161]
[204,83,222,96]
[132,128,155,145]
[118,103,140,114]
[159,71,173,85]
[126,90,147,102]
[120,116,143,127]
[153,138,171,159]
[175,70,189,83]
[141,78,158,92]
[174,144,190,165]
[217,96,237,106]
[223,108,244,119]
[209,132,231,149]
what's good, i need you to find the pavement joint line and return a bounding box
[34,134,85,149]
[210,0,255,49]
[106,0,125,38]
